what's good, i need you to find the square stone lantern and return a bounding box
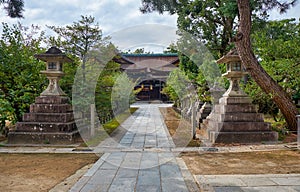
[8,47,80,145]
[218,49,248,97]
[200,48,278,144]
[35,46,72,96]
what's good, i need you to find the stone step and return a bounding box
[7,130,81,145]
[219,96,253,104]
[208,113,264,122]
[214,104,258,113]
[23,113,74,123]
[35,96,70,104]
[30,104,73,113]
[15,122,77,132]
[207,121,271,132]
[209,131,278,144]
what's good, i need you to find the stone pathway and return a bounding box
[196,174,300,192]
[70,103,192,192]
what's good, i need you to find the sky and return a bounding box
[0,0,299,52]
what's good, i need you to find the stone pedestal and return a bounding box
[197,102,212,128]
[8,96,80,145]
[202,48,278,144]
[202,96,278,144]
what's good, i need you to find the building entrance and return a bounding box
[135,80,168,101]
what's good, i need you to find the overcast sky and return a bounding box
[0,0,299,52]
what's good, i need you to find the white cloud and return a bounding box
[110,24,178,52]
[2,0,298,53]
[268,2,300,20]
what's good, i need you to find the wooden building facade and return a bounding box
[114,53,179,101]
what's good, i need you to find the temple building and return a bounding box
[114,53,179,101]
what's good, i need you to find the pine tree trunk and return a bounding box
[235,0,298,131]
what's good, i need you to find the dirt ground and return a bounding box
[181,150,300,175]
[159,107,201,147]
[0,153,98,192]
[160,106,300,175]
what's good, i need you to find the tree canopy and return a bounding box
[1,0,24,18]
[141,0,299,130]
[0,23,46,130]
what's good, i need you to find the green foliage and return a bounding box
[95,60,137,121]
[48,15,109,84]
[162,68,190,106]
[112,73,138,114]
[48,15,106,59]
[0,23,46,130]
[179,54,198,79]
[95,61,119,117]
[243,19,300,119]
[243,80,279,117]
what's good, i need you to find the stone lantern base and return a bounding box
[201,96,278,144]
[8,96,81,145]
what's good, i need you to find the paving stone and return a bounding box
[100,161,119,170]
[161,178,189,192]
[213,186,244,192]
[140,152,159,169]
[77,183,98,192]
[136,185,161,192]
[84,159,105,177]
[121,152,142,169]
[241,186,296,192]
[119,138,133,144]
[115,168,139,178]
[291,186,300,192]
[270,177,300,186]
[69,176,90,192]
[131,142,145,148]
[88,169,117,184]
[108,178,136,192]
[200,176,247,187]
[160,163,182,179]
[137,168,160,186]
[241,177,277,186]
[132,136,145,143]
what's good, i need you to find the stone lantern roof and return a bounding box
[217,48,241,64]
[34,46,73,63]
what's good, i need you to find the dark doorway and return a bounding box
[135,80,168,101]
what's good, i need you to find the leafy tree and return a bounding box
[0,23,46,130]
[141,0,239,57]
[48,15,108,81]
[244,18,300,121]
[141,0,299,131]
[162,68,190,107]
[95,60,121,120]
[0,0,24,18]
[234,0,298,131]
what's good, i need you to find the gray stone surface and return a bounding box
[196,174,300,192]
[69,103,191,192]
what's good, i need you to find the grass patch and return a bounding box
[103,107,138,134]
[84,107,138,147]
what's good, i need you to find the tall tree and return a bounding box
[141,0,238,57]
[48,15,107,81]
[0,0,24,18]
[234,0,298,131]
[140,0,299,131]
[0,23,46,130]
